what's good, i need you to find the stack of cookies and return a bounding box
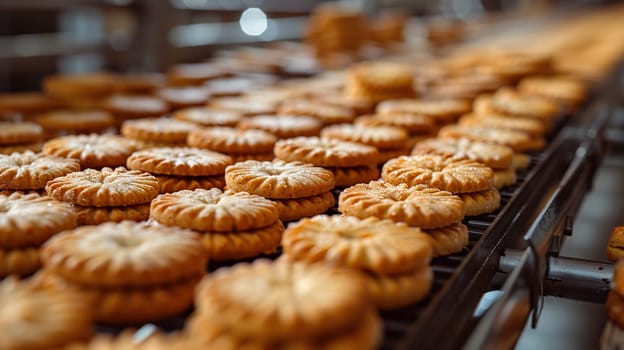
[274,136,379,188]
[225,160,335,221]
[0,121,44,155]
[518,75,588,111]
[283,215,435,309]
[1,192,77,277]
[346,61,415,103]
[41,221,207,325]
[42,134,137,169]
[376,97,472,128]
[305,3,367,60]
[45,167,159,225]
[189,259,381,349]
[34,110,114,139]
[43,72,118,109]
[188,127,277,162]
[238,115,322,139]
[149,188,284,261]
[355,112,437,149]
[121,117,197,149]
[338,181,469,258]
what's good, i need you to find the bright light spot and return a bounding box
[239,7,267,36]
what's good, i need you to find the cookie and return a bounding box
[277,99,355,125]
[512,153,531,170]
[225,160,335,199]
[121,117,197,143]
[239,115,322,139]
[0,122,43,145]
[155,175,225,193]
[355,113,436,134]
[194,260,370,342]
[607,226,624,261]
[382,155,495,193]
[607,290,624,329]
[459,188,501,216]
[127,147,233,176]
[375,148,410,164]
[314,93,375,115]
[423,223,469,257]
[458,113,547,136]
[283,215,433,275]
[438,125,545,152]
[366,267,433,309]
[491,88,560,120]
[230,153,275,162]
[168,62,229,86]
[0,92,60,116]
[34,110,114,133]
[518,76,587,107]
[0,247,41,277]
[0,192,77,249]
[411,137,513,169]
[321,124,408,150]
[157,86,211,109]
[377,98,471,123]
[74,204,150,225]
[102,95,169,119]
[43,134,137,169]
[188,127,277,155]
[127,138,185,150]
[150,188,279,232]
[41,221,207,288]
[339,182,465,228]
[211,97,276,116]
[347,61,414,92]
[0,143,42,155]
[0,151,80,190]
[493,168,517,189]
[45,167,159,207]
[274,192,335,221]
[0,277,92,350]
[43,72,117,102]
[330,166,380,187]
[173,107,243,127]
[274,137,378,167]
[201,221,284,261]
[116,73,164,94]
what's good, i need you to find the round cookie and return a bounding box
[458,113,546,137]
[277,99,355,125]
[157,86,210,109]
[274,192,335,221]
[211,97,276,116]
[330,166,380,187]
[518,76,587,107]
[321,124,408,150]
[121,117,197,143]
[239,115,322,139]
[0,92,60,116]
[491,88,559,120]
[188,127,277,155]
[0,192,77,249]
[102,95,169,119]
[274,137,378,167]
[173,107,243,127]
[230,153,275,163]
[34,110,114,133]
[42,134,137,169]
[376,148,410,164]
[0,122,43,145]
[411,137,513,170]
[365,267,432,309]
[377,98,471,123]
[127,147,233,176]
[0,143,43,155]
[382,155,495,193]
[201,221,284,261]
[355,113,436,134]
[459,188,501,216]
[41,221,207,288]
[0,247,41,277]
[45,167,159,207]
[493,168,517,189]
[423,223,469,257]
[438,125,546,152]
[74,204,150,225]
[155,175,225,193]
[150,188,279,232]
[0,151,80,190]
[225,160,335,199]
[338,181,465,229]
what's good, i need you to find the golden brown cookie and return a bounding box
[157,86,211,109]
[34,110,114,133]
[615,260,624,296]
[512,153,531,170]
[201,221,284,261]
[382,155,495,193]
[375,147,410,164]
[349,61,414,92]
[194,260,370,342]
[458,113,547,137]
[607,290,624,329]
[423,223,468,257]
[0,247,41,277]
[607,226,624,261]
[211,97,276,116]
[366,267,433,309]
[0,92,60,116]
[225,160,335,199]
[43,72,117,104]
[283,215,433,274]
[239,115,322,139]
[491,88,560,121]
[339,181,465,228]
[274,192,335,221]
[173,107,243,127]
[168,62,229,86]
[411,137,513,170]
[355,113,436,134]
[121,117,197,143]
[230,153,275,163]
[277,99,355,125]
[518,76,587,108]
[41,221,207,288]
[438,125,545,152]
[116,73,164,94]
[45,167,159,207]
[330,166,380,187]
[0,151,80,190]
[459,188,501,216]
[102,95,169,119]
[188,127,277,155]
[0,143,43,155]
[127,147,233,176]
[0,192,77,249]
[155,175,225,193]
[0,277,92,350]
[321,124,408,150]
[150,188,279,232]
[74,204,150,225]
[42,134,137,169]
[274,137,378,167]
[377,98,471,123]
[0,122,43,145]
[493,168,517,189]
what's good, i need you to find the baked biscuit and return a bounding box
[34,110,114,133]
[46,167,159,207]
[211,97,276,116]
[493,168,517,189]
[339,182,465,228]
[239,115,322,139]
[607,226,624,261]
[491,88,560,121]
[225,160,335,198]
[43,134,137,168]
[173,107,243,127]
[366,267,433,309]
[607,290,624,329]
[230,153,275,162]
[274,192,335,221]
[0,151,80,190]
[0,192,77,248]
[355,113,436,134]
[0,247,41,276]
[157,86,210,109]
[274,137,378,167]
[423,223,468,257]
[438,125,545,152]
[150,188,279,232]
[188,127,277,154]
[121,117,197,143]
[382,155,494,193]
[0,122,43,145]
[411,138,513,170]
[74,204,150,225]
[377,98,471,123]
[321,124,408,150]
[459,188,501,216]
[330,166,380,187]
[518,76,587,107]
[102,95,169,119]
[201,221,284,261]
[0,143,42,155]
[43,72,117,103]
[458,113,546,137]
[283,215,433,275]
[127,147,232,176]
[349,62,414,92]
[277,99,355,125]
[375,148,410,164]
[41,221,207,288]
[155,175,225,193]
[0,92,60,116]
[512,153,531,170]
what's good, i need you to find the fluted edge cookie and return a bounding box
[423,223,469,257]
[201,221,284,261]
[458,188,501,216]
[0,151,80,190]
[127,147,233,176]
[43,134,137,169]
[274,192,335,221]
[274,137,378,167]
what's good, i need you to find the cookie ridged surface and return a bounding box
[321,124,408,150]
[239,115,322,139]
[411,138,513,170]
[274,192,335,221]
[225,160,335,199]
[365,267,433,309]
[382,155,494,193]
[45,167,159,207]
[438,125,545,152]
[150,188,279,232]
[274,137,378,167]
[41,221,207,288]
[127,147,233,176]
[201,221,284,261]
[43,134,136,168]
[459,188,501,216]
[423,223,469,257]
[121,117,197,143]
[339,182,465,229]
[188,127,277,154]
[0,151,80,190]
